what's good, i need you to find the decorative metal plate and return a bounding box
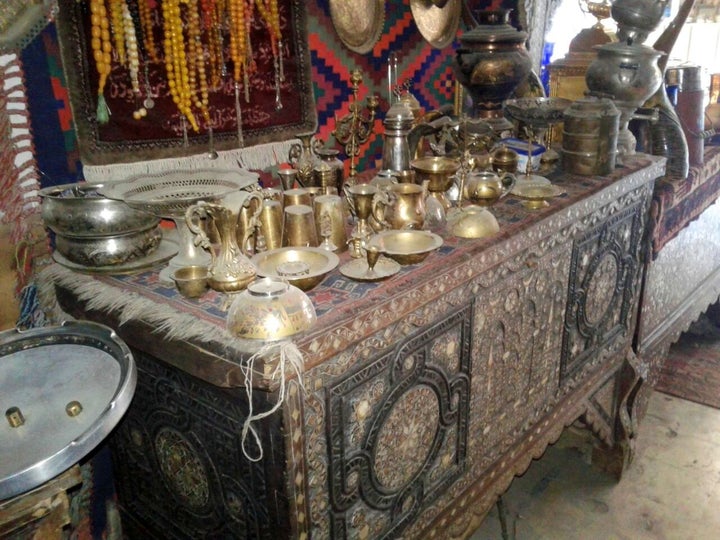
[329,0,385,54]
[52,238,179,275]
[99,169,259,218]
[0,322,136,500]
[410,0,461,49]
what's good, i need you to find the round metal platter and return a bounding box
[410,0,461,49]
[329,0,385,54]
[0,322,136,500]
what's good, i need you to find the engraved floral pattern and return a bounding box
[374,385,439,490]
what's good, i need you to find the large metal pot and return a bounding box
[611,0,669,43]
[39,182,159,237]
[39,182,162,267]
[585,42,663,156]
[54,225,163,267]
[453,10,532,131]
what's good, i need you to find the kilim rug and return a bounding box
[655,306,720,410]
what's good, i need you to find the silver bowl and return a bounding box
[54,225,163,267]
[39,182,159,237]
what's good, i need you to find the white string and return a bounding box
[240,340,305,462]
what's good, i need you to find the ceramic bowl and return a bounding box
[226,277,317,340]
[251,247,339,291]
[366,230,443,265]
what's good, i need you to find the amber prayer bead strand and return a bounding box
[90,0,113,124]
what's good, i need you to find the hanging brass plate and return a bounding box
[410,0,461,49]
[329,0,385,54]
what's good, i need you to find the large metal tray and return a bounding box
[0,322,136,500]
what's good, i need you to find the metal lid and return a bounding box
[0,322,136,500]
[384,101,415,129]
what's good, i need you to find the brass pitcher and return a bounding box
[372,182,428,230]
[186,189,263,292]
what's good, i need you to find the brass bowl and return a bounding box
[251,247,339,291]
[226,277,316,340]
[366,230,443,265]
[513,182,564,210]
[172,266,209,298]
[447,206,500,238]
[410,156,461,192]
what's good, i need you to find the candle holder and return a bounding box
[334,70,379,181]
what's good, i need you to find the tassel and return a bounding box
[240,340,305,462]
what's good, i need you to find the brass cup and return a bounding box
[345,184,378,221]
[283,204,318,247]
[259,200,284,251]
[313,194,348,252]
[283,188,312,208]
[410,156,461,192]
[172,266,209,298]
[394,169,416,183]
[277,168,298,191]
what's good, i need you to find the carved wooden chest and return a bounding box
[48,155,664,539]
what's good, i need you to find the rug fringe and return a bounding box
[82,139,297,183]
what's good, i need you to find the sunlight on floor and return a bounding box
[470,391,720,539]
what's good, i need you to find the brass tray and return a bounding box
[329,0,385,54]
[410,0,461,49]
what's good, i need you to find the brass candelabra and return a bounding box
[333,70,379,181]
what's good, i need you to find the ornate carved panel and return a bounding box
[325,302,473,539]
[468,241,570,469]
[111,350,287,540]
[561,202,647,381]
[639,200,720,355]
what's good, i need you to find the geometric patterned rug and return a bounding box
[655,306,720,410]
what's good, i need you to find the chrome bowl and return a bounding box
[39,182,159,237]
[366,230,443,265]
[251,247,339,291]
[54,225,163,267]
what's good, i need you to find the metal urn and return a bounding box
[611,0,670,43]
[453,10,532,132]
[585,41,663,158]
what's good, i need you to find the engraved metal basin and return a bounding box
[39,182,159,237]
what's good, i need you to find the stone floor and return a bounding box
[469,391,720,539]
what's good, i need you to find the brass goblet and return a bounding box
[344,184,379,241]
[366,245,381,276]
